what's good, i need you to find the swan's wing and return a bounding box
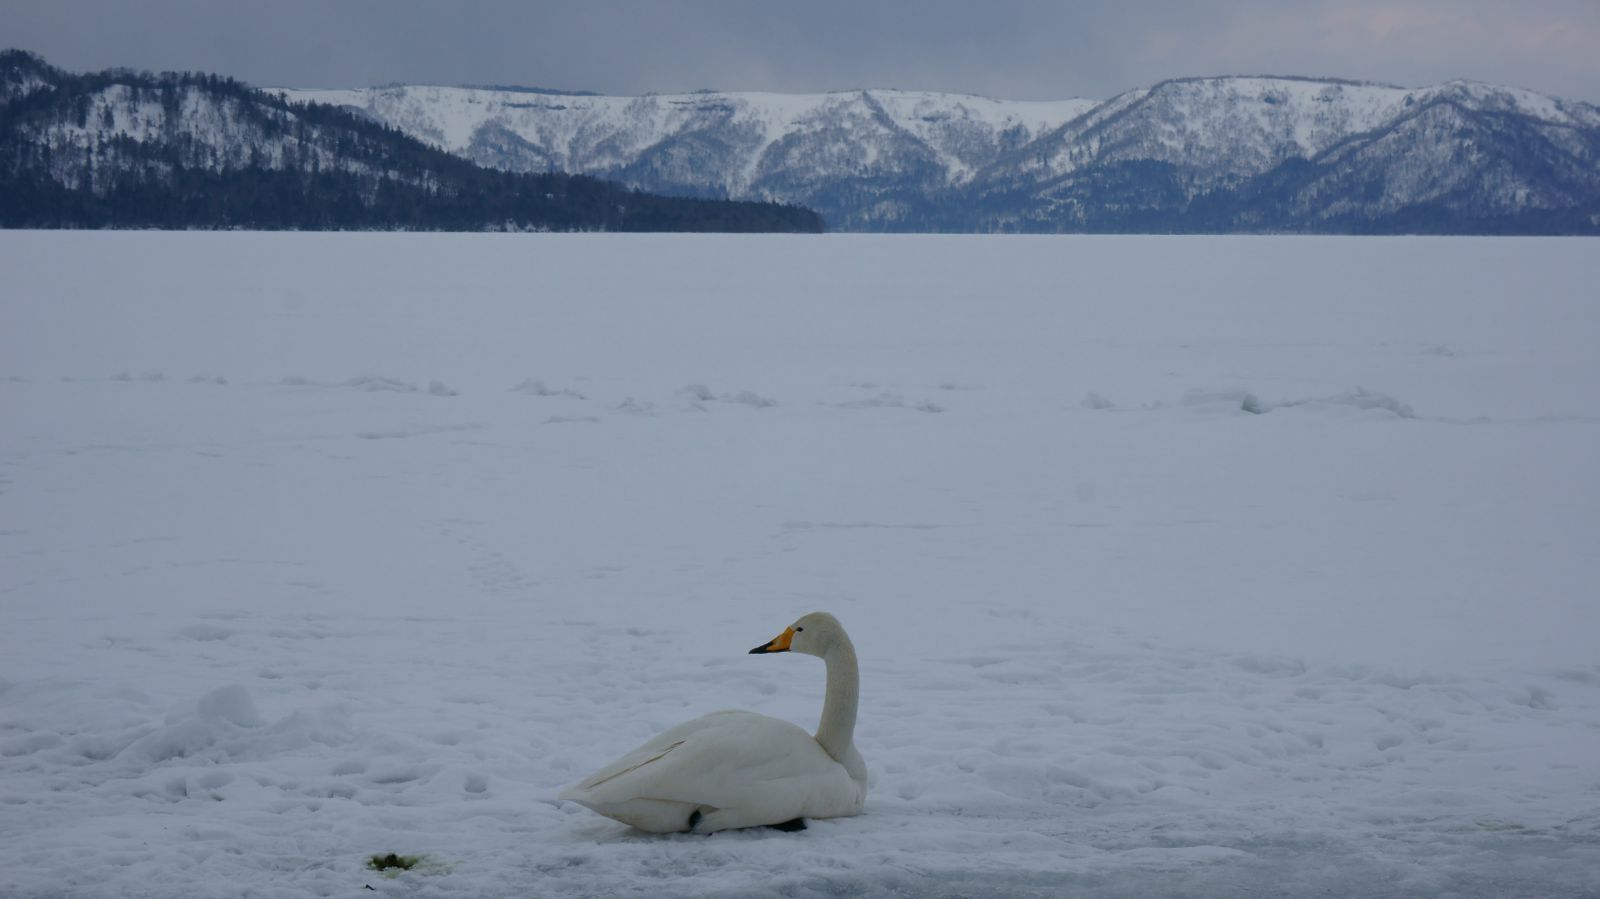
[561,710,855,817]
[559,711,740,797]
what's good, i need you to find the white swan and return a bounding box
[558,612,867,833]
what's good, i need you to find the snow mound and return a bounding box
[38,685,352,778]
[194,685,264,728]
[510,377,585,399]
[280,375,430,393]
[1181,388,1269,414]
[342,375,418,393]
[1183,387,1415,418]
[839,391,945,413]
[1274,388,1416,418]
[681,384,777,408]
[615,397,657,415]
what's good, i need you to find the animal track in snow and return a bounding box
[437,520,537,596]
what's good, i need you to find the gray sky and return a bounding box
[7,0,1600,102]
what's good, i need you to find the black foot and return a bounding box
[687,809,703,830]
[767,817,807,832]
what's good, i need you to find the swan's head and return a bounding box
[750,611,845,658]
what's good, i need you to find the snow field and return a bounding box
[2,232,1599,897]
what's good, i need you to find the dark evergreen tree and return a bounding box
[0,50,824,233]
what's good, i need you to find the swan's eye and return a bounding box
[794,626,803,632]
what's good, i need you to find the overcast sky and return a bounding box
[8,0,1599,102]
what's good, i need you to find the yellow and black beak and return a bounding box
[750,626,795,654]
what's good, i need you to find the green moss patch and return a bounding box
[367,853,423,872]
[363,851,452,879]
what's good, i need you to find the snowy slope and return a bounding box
[988,76,1599,187]
[973,76,1600,231]
[276,84,1101,227]
[1,65,407,193]
[3,233,1600,897]
[0,48,53,103]
[280,85,1094,192]
[12,81,339,190]
[993,78,1422,186]
[279,76,1600,231]
[0,54,820,233]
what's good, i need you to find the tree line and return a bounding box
[0,51,823,233]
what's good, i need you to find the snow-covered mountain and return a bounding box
[6,48,1595,233]
[973,77,1600,232]
[280,85,1095,230]
[282,76,1600,233]
[0,50,820,232]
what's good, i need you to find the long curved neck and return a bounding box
[814,634,859,762]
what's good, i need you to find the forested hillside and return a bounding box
[0,51,822,232]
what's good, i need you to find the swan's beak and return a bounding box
[750,626,794,654]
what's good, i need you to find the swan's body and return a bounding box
[559,612,867,834]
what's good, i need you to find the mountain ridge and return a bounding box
[4,48,1596,234]
[279,74,1600,233]
[0,50,822,232]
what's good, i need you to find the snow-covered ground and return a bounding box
[2,233,1598,897]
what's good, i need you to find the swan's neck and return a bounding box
[815,637,859,762]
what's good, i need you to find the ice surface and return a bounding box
[1,233,1598,897]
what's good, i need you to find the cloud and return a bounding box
[1119,1,1600,97]
[4,0,1598,101]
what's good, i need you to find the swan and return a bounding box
[558,612,867,834]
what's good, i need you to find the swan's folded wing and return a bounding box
[560,710,855,817]
[558,711,743,798]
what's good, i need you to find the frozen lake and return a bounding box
[2,232,1598,897]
